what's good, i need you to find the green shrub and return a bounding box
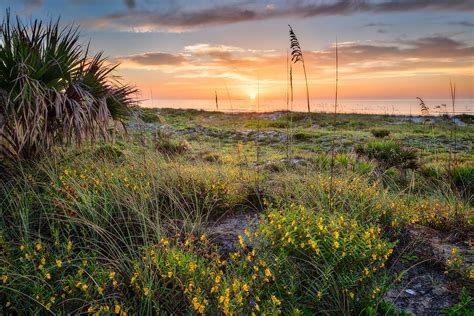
[94,144,125,162]
[293,131,316,141]
[140,109,162,123]
[456,114,474,125]
[354,160,376,174]
[335,153,350,168]
[371,129,391,138]
[383,167,400,178]
[356,140,418,169]
[155,137,190,155]
[201,152,221,163]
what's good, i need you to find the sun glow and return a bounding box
[248,89,257,100]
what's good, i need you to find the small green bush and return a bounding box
[293,131,316,141]
[335,153,350,168]
[94,144,125,162]
[140,109,162,123]
[371,129,391,138]
[356,140,418,169]
[154,136,190,155]
[201,152,221,163]
[354,160,376,174]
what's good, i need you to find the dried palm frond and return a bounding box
[0,11,136,161]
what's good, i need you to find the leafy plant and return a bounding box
[0,11,135,161]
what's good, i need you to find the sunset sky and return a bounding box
[3,0,474,110]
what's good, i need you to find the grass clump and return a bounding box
[154,134,190,156]
[94,144,125,162]
[449,164,474,200]
[356,140,418,169]
[371,128,391,138]
[140,109,162,123]
[293,131,317,141]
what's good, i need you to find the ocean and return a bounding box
[141,98,473,115]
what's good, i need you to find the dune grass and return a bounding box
[1,122,472,314]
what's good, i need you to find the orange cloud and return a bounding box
[116,36,474,100]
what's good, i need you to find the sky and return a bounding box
[2,0,474,111]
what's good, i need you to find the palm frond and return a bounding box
[0,10,137,161]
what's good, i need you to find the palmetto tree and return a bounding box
[0,11,136,161]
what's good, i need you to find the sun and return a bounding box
[248,91,257,100]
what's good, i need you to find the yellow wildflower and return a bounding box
[271,295,281,306]
[265,268,272,278]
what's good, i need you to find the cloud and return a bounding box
[18,0,43,11]
[448,21,474,27]
[308,36,474,76]
[20,0,42,5]
[72,0,135,9]
[184,43,245,60]
[116,36,473,85]
[89,0,474,32]
[363,22,392,27]
[123,0,135,9]
[116,52,188,66]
